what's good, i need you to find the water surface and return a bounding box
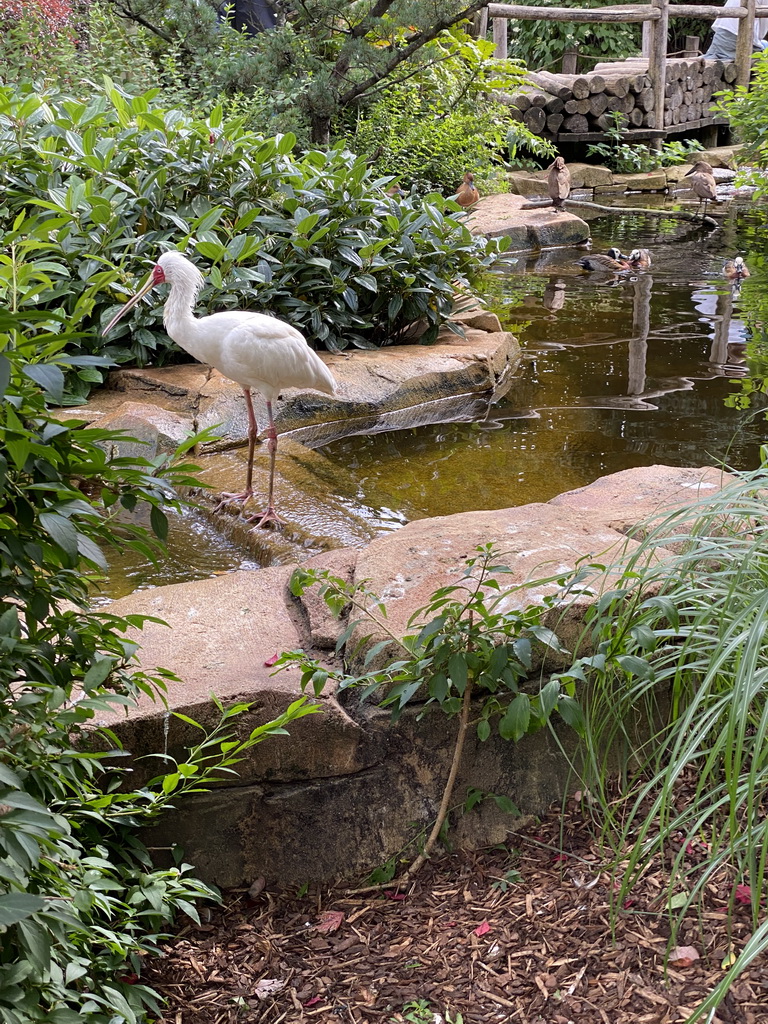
[324,203,768,521]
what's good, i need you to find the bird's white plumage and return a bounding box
[103,249,337,527]
[156,251,335,401]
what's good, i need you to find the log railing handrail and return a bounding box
[489,2,768,20]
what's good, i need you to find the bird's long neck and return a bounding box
[163,281,206,360]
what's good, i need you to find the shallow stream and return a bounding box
[98,200,768,599]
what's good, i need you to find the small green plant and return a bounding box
[491,868,524,892]
[283,544,585,882]
[587,113,704,173]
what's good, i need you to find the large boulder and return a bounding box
[97,464,735,886]
[468,194,590,251]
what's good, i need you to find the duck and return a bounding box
[577,247,631,272]
[547,156,571,212]
[627,248,652,269]
[456,171,480,208]
[684,160,717,220]
[723,256,749,280]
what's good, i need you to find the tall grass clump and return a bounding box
[567,458,768,1020]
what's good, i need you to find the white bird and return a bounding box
[102,251,336,528]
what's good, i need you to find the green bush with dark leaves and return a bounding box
[0,307,320,1023]
[0,79,510,401]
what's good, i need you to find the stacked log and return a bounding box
[502,58,735,137]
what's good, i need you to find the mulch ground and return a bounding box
[146,799,768,1024]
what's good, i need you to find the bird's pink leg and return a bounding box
[247,400,285,529]
[214,387,258,511]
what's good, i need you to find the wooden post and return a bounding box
[493,16,508,58]
[473,8,489,39]
[642,20,653,57]
[683,33,700,55]
[562,45,579,73]
[649,0,669,151]
[735,0,757,88]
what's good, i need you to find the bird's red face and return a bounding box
[152,263,167,285]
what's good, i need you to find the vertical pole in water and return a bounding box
[493,16,508,59]
[736,0,757,88]
[649,0,669,152]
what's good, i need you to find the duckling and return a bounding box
[577,247,631,272]
[456,171,480,208]
[684,160,717,220]
[723,256,749,281]
[627,248,652,269]
[547,156,571,212]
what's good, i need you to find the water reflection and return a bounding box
[324,203,768,522]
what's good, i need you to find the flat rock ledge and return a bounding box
[58,313,521,566]
[467,193,590,251]
[60,310,519,455]
[97,464,734,887]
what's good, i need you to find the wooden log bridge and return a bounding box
[490,0,764,145]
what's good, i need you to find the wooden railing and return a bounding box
[489,0,764,145]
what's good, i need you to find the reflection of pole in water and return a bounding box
[708,288,735,366]
[628,274,652,396]
[543,277,567,312]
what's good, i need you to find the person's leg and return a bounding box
[704,27,738,60]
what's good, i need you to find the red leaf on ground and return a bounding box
[473,920,491,937]
[304,995,322,1007]
[735,883,752,905]
[315,910,344,933]
[384,890,406,901]
[119,974,139,984]
[669,945,700,966]
[622,898,636,909]
[553,854,569,863]
[263,653,280,667]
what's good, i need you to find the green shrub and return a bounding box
[0,306,320,1023]
[716,49,768,197]
[350,28,554,194]
[586,112,704,172]
[507,0,639,71]
[0,80,510,400]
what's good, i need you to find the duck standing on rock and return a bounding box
[456,171,480,207]
[685,160,718,220]
[577,248,631,272]
[102,251,336,529]
[723,256,749,281]
[547,156,571,212]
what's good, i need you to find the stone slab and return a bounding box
[339,502,642,674]
[97,567,377,785]
[612,170,668,192]
[548,464,737,536]
[468,194,590,251]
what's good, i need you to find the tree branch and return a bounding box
[338,0,491,106]
[107,0,174,42]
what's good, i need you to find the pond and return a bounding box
[95,199,768,600]
[325,199,768,519]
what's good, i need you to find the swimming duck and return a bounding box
[684,160,717,220]
[456,171,480,208]
[547,156,571,212]
[723,256,749,280]
[577,247,631,272]
[627,248,652,269]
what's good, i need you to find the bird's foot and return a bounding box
[214,489,253,514]
[246,505,285,530]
